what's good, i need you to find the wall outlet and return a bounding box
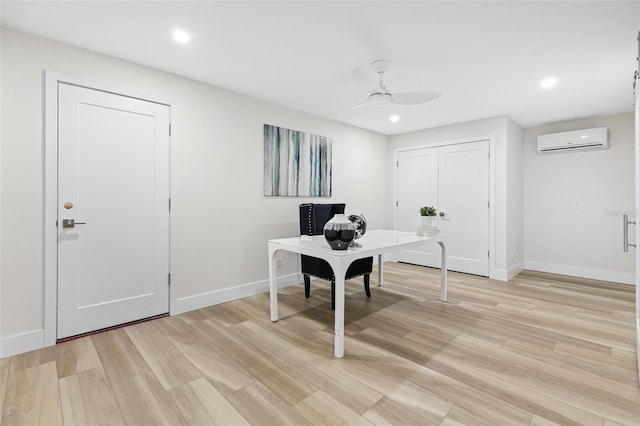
[276,257,284,269]
[573,200,581,208]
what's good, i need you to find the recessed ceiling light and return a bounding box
[172,29,191,44]
[390,114,400,123]
[540,77,557,89]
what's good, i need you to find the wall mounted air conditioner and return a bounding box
[536,127,608,154]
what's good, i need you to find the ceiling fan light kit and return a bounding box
[369,93,393,104]
[344,59,441,110]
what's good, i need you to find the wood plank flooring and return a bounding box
[1,263,638,425]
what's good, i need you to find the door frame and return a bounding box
[393,136,497,279]
[43,71,176,347]
[634,71,640,382]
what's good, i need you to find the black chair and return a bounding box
[299,203,373,309]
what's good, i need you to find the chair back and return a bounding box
[299,203,346,236]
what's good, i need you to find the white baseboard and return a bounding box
[171,272,302,315]
[492,261,524,281]
[491,268,507,281]
[0,329,45,359]
[0,274,303,358]
[524,261,635,285]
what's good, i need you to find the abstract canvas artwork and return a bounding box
[263,124,332,197]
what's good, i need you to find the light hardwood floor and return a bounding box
[1,262,638,425]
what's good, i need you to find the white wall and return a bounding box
[524,113,635,283]
[3,27,632,358]
[506,116,525,275]
[0,28,391,356]
[389,115,525,280]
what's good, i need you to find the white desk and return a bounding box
[268,229,447,358]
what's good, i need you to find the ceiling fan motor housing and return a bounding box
[371,59,391,73]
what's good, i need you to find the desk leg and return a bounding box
[378,254,384,286]
[438,241,447,302]
[268,246,278,321]
[334,274,345,358]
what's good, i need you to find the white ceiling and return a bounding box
[1,1,639,135]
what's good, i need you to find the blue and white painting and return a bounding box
[263,124,332,197]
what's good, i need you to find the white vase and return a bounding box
[421,216,436,227]
[324,214,355,250]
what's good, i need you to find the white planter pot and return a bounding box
[420,216,436,227]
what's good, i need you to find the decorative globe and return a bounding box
[348,214,367,239]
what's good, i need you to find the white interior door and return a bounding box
[395,148,440,267]
[395,140,490,276]
[438,142,490,275]
[57,83,171,339]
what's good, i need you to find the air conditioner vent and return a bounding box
[537,127,608,154]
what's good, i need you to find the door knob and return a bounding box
[62,219,87,228]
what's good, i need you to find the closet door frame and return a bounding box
[392,135,497,279]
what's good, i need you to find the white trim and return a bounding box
[171,273,302,315]
[43,70,174,349]
[492,269,509,282]
[507,261,524,281]
[393,135,497,279]
[392,134,496,153]
[169,103,178,318]
[492,262,524,282]
[0,329,44,358]
[43,71,58,347]
[635,73,640,383]
[487,137,497,280]
[524,260,635,285]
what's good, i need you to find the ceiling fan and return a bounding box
[344,59,440,110]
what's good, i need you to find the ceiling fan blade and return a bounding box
[341,99,372,110]
[391,91,441,105]
[353,66,376,91]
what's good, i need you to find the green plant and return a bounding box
[419,206,437,216]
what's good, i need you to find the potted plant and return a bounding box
[419,206,437,226]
